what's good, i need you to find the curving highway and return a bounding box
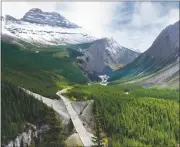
[56,89,93,147]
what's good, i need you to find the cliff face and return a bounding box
[78,38,140,75]
[5,124,49,147]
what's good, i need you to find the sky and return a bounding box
[2,2,179,52]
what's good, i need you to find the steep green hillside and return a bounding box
[65,85,179,146]
[1,80,66,146]
[2,41,88,97]
[109,51,178,82]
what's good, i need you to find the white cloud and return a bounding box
[131,2,163,28]
[110,2,179,52]
[2,2,179,52]
[57,2,120,38]
[166,8,179,25]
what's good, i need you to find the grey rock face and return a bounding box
[5,124,38,147]
[4,15,18,22]
[21,8,79,28]
[146,21,179,62]
[79,38,140,75]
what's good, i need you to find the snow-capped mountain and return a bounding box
[109,21,180,81]
[21,8,79,28]
[2,8,96,45]
[78,38,140,75]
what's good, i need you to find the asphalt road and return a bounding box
[56,89,93,147]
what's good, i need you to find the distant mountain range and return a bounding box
[3,8,178,87]
[109,21,179,84]
[2,8,140,77]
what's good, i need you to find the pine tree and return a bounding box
[92,103,104,147]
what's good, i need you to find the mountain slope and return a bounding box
[2,8,96,45]
[1,80,66,146]
[109,21,179,82]
[77,38,140,75]
[143,59,179,87]
[2,8,141,79]
[1,41,89,98]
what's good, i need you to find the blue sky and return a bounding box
[2,2,179,52]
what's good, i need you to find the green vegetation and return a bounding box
[92,102,104,147]
[108,63,124,70]
[65,42,93,50]
[131,88,179,101]
[2,38,179,147]
[2,41,88,97]
[17,38,92,52]
[37,110,66,147]
[66,84,179,146]
[2,66,69,98]
[108,52,168,82]
[1,80,66,146]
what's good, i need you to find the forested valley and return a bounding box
[65,85,179,146]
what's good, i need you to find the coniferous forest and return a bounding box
[65,84,179,146]
[1,80,66,147]
[2,74,179,147]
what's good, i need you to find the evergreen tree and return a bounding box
[66,84,179,146]
[92,102,104,147]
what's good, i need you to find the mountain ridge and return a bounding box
[77,37,140,75]
[2,8,96,45]
[21,8,80,28]
[109,20,179,82]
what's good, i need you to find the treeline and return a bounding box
[131,88,179,101]
[1,80,66,147]
[66,85,179,146]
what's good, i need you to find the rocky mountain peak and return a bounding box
[1,16,4,21]
[28,8,43,13]
[97,37,115,43]
[96,37,141,53]
[148,20,179,60]
[78,37,140,75]
[167,20,179,49]
[4,15,17,21]
[21,8,80,28]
